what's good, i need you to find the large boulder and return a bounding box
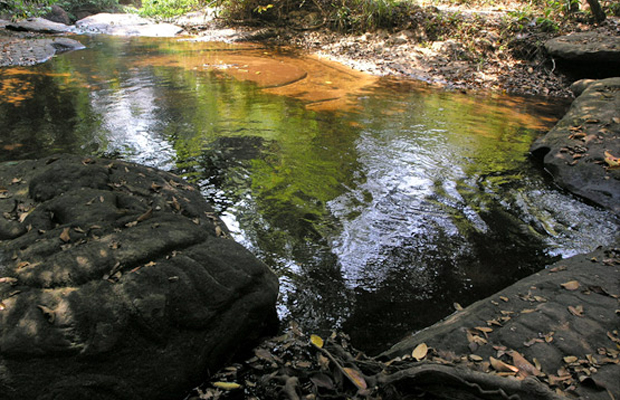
[530,77,620,215]
[5,17,72,33]
[0,155,279,400]
[75,13,183,37]
[544,31,620,63]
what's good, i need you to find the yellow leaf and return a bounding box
[310,334,324,349]
[561,280,580,291]
[411,343,428,361]
[604,151,620,170]
[212,382,241,390]
[343,367,367,390]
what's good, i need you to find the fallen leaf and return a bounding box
[453,302,463,311]
[343,367,367,390]
[490,357,519,373]
[500,296,509,302]
[136,208,153,222]
[561,280,580,291]
[59,227,71,243]
[310,334,324,349]
[568,305,584,317]
[212,382,241,390]
[510,351,543,377]
[564,356,578,364]
[549,265,567,273]
[469,354,483,361]
[310,372,334,390]
[171,196,181,211]
[412,343,428,361]
[604,151,620,170]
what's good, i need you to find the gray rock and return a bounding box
[0,155,278,400]
[381,244,620,399]
[0,37,84,67]
[5,17,72,33]
[544,31,620,63]
[569,78,597,96]
[75,13,183,37]
[43,4,71,25]
[530,77,620,215]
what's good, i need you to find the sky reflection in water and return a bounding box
[0,36,618,354]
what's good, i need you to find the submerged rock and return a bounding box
[75,13,183,36]
[530,77,620,215]
[0,155,278,400]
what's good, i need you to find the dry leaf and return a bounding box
[563,356,578,364]
[310,334,324,349]
[561,280,580,291]
[500,296,509,302]
[310,373,334,390]
[343,367,367,390]
[469,354,483,362]
[453,302,463,311]
[510,351,542,377]
[568,305,584,317]
[59,227,71,243]
[136,208,153,222]
[604,151,620,170]
[549,265,567,273]
[171,196,181,211]
[489,357,519,373]
[212,382,241,390]
[412,343,428,361]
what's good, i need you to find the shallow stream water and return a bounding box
[1,35,618,354]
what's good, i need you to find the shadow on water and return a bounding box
[1,36,618,354]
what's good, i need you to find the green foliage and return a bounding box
[138,0,202,19]
[1,0,56,19]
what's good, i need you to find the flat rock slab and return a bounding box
[75,13,183,36]
[0,37,84,67]
[5,17,73,34]
[382,244,620,399]
[530,77,620,215]
[0,155,278,400]
[545,31,620,63]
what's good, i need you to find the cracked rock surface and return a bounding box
[0,154,278,400]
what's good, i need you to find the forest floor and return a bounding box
[180,3,620,99]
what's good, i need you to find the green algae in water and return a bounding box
[0,36,618,354]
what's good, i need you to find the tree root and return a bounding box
[377,363,564,400]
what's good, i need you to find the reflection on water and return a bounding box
[1,36,618,354]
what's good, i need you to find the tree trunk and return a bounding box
[586,0,606,23]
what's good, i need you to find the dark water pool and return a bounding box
[1,35,618,354]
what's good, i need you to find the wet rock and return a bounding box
[43,4,71,25]
[5,17,72,33]
[530,77,620,215]
[0,37,84,67]
[75,13,183,37]
[0,155,279,400]
[545,31,620,63]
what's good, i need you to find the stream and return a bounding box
[1,35,618,354]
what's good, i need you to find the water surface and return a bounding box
[1,35,617,354]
